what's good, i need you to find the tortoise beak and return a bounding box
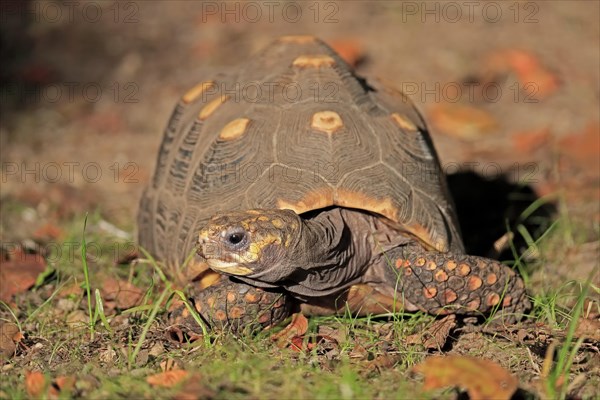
[197,234,253,276]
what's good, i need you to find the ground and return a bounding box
[0,1,599,399]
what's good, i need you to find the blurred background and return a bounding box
[1,1,598,284]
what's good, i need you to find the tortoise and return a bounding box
[138,35,530,333]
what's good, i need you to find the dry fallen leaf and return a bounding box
[559,122,600,176]
[412,355,519,400]
[160,358,182,372]
[0,322,22,361]
[100,277,144,310]
[574,318,600,341]
[511,128,551,154]
[328,39,365,67]
[318,325,347,344]
[486,49,560,99]
[173,373,215,400]
[364,353,399,372]
[24,371,75,398]
[0,247,47,304]
[406,315,457,350]
[25,371,48,398]
[54,376,76,393]
[270,313,309,348]
[147,370,190,388]
[290,336,314,352]
[32,222,63,241]
[504,50,560,99]
[428,103,498,140]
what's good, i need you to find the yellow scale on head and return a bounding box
[226,215,284,272]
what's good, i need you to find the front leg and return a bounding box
[169,276,294,334]
[382,244,531,324]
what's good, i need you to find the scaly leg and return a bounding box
[382,244,531,324]
[169,276,294,334]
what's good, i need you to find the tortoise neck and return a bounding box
[281,208,374,298]
[298,209,354,266]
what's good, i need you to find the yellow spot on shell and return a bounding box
[199,95,229,120]
[279,35,316,44]
[390,113,418,132]
[311,111,343,134]
[277,188,334,215]
[293,55,336,68]
[219,118,250,140]
[335,189,398,228]
[182,81,215,104]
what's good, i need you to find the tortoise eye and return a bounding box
[223,229,248,249]
[228,233,244,245]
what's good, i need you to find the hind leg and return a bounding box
[381,244,531,323]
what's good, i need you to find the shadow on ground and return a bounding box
[447,170,556,260]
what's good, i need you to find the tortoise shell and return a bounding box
[138,35,463,266]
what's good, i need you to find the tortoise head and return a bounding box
[197,209,302,280]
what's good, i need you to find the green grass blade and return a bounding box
[81,213,94,340]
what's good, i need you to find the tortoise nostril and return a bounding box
[200,242,220,258]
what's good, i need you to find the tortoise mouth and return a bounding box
[204,258,253,276]
[198,239,254,276]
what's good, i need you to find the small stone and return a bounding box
[148,342,165,358]
[99,348,117,364]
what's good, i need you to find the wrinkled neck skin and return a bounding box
[236,208,408,301]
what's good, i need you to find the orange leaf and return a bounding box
[406,315,457,350]
[100,277,144,310]
[0,322,21,360]
[486,49,559,99]
[54,376,76,392]
[505,50,559,99]
[25,371,48,398]
[270,313,308,348]
[147,370,190,388]
[289,336,315,352]
[428,103,498,140]
[559,122,600,174]
[328,39,365,67]
[172,373,215,400]
[412,355,518,400]
[33,222,63,240]
[574,318,600,341]
[0,248,47,304]
[511,128,551,154]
